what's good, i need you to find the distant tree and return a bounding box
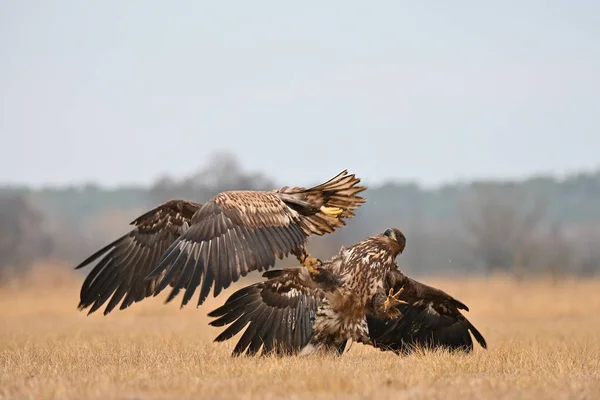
[0,195,54,283]
[578,245,600,277]
[569,228,600,277]
[459,182,548,276]
[3,154,599,278]
[149,151,276,204]
[541,222,572,280]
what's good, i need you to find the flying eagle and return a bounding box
[75,170,366,316]
[207,228,409,356]
[207,228,487,356]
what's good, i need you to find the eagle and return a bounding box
[365,269,487,355]
[74,170,366,316]
[207,228,409,355]
[207,228,487,356]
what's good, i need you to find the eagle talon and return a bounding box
[303,256,321,275]
[382,287,407,319]
[320,206,343,217]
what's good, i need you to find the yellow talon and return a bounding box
[303,256,321,275]
[320,206,343,217]
[380,287,407,320]
[384,287,408,310]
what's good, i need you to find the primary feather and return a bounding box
[75,199,202,316]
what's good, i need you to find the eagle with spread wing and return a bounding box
[207,228,408,356]
[207,228,487,356]
[75,170,366,316]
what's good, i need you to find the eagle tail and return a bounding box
[281,170,367,235]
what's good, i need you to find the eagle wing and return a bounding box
[75,199,202,316]
[207,267,331,356]
[366,269,487,354]
[146,170,366,308]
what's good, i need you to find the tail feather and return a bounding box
[282,170,366,236]
[467,319,487,349]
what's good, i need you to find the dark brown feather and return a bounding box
[75,199,202,316]
[365,269,487,354]
[207,267,336,356]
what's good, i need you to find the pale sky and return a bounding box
[1,1,599,188]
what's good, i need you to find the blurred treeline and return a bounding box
[1,152,599,283]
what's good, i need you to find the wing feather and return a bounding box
[207,267,326,356]
[246,306,277,356]
[75,199,202,316]
[149,192,307,306]
[199,242,216,305]
[147,170,365,308]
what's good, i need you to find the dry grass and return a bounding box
[1,264,600,400]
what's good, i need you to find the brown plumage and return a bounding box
[75,170,366,315]
[75,199,203,315]
[145,170,365,308]
[207,228,487,357]
[207,228,407,356]
[365,269,487,354]
[208,267,342,356]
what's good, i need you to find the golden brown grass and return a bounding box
[1,263,600,400]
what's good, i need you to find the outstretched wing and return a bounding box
[75,199,202,316]
[207,268,327,356]
[366,269,487,354]
[147,170,366,308]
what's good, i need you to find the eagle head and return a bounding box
[383,228,406,253]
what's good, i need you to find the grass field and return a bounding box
[1,264,600,400]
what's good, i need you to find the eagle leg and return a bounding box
[380,287,408,319]
[303,256,321,275]
[320,205,343,217]
[293,246,321,275]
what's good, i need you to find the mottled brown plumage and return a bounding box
[208,266,342,356]
[207,228,406,356]
[75,170,366,315]
[208,228,486,357]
